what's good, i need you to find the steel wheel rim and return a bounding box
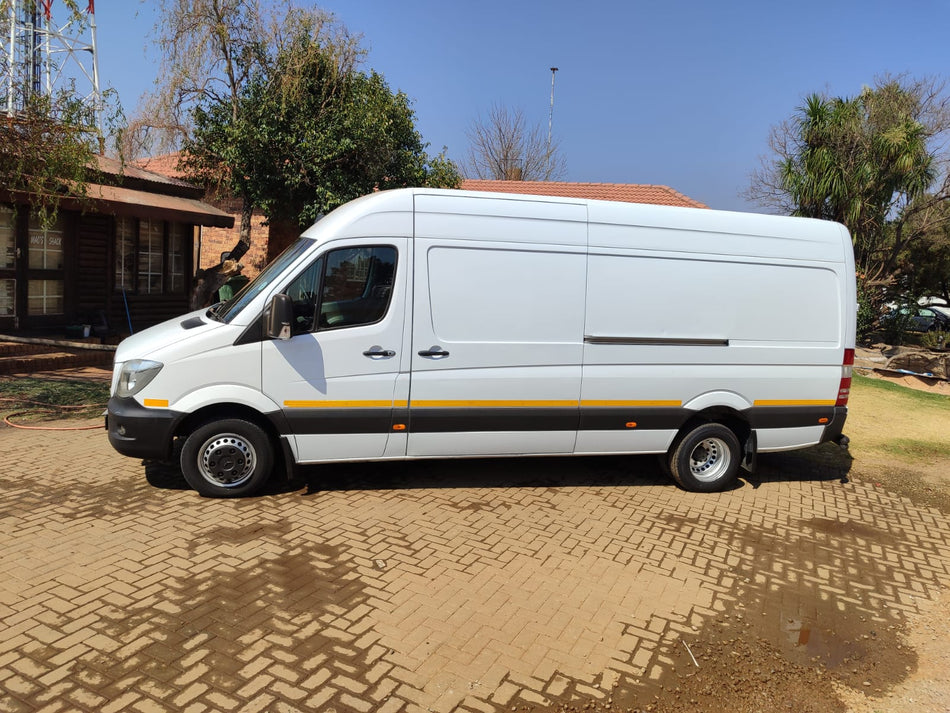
[688,437,731,483]
[197,433,256,488]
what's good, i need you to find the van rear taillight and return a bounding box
[836,348,855,407]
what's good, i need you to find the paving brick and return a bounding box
[375,696,407,713]
[4,425,950,713]
[302,686,335,709]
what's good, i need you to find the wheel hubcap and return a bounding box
[688,437,731,483]
[197,434,255,488]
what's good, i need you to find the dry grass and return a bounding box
[845,373,950,510]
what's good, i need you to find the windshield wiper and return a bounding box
[206,301,225,321]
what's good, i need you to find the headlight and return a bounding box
[116,359,164,398]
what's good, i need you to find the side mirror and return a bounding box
[265,293,293,340]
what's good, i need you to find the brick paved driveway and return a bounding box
[2,424,950,712]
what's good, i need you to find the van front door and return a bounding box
[262,239,410,462]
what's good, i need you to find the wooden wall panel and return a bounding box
[75,214,111,322]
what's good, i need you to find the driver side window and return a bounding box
[285,258,323,335]
[284,245,397,335]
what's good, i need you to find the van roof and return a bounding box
[302,188,851,259]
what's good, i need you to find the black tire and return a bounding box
[667,422,741,492]
[180,418,274,498]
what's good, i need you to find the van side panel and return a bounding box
[585,254,840,346]
[578,214,849,455]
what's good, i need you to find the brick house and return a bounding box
[135,154,273,279]
[0,155,233,335]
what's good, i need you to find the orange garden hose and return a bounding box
[0,396,105,431]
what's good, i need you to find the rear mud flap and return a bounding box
[742,430,757,473]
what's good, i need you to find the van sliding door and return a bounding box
[407,238,586,457]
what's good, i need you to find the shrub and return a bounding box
[881,300,917,345]
[856,282,877,340]
[921,329,948,350]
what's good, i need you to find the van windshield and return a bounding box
[213,238,314,324]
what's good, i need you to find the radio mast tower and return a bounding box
[2,0,102,139]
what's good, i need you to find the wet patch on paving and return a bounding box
[2,429,950,712]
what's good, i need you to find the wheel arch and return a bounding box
[679,405,750,437]
[674,405,753,466]
[174,403,283,447]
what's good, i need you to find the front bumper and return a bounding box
[106,396,182,460]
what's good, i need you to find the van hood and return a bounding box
[114,308,229,363]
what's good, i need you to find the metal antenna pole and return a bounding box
[548,67,558,152]
[88,1,103,144]
[1,0,102,140]
[5,1,15,117]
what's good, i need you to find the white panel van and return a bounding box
[106,189,856,497]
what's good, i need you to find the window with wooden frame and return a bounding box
[114,218,188,295]
[27,214,64,270]
[0,205,15,270]
[138,219,164,294]
[167,223,186,294]
[115,217,136,292]
[26,214,66,316]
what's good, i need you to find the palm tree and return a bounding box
[779,84,934,283]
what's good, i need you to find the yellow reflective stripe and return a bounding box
[143,399,169,408]
[580,399,682,407]
[284,400,409,408]
[411,399,578,408]
[283,399,691,409]
[753,399,836,406]
[281,398,834,409]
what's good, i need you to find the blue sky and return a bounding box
[89,0,950,212]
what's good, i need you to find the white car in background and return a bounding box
[920,296,950,320]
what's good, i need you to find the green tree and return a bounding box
[0,90,101,225]
[180,14,460,232]
[126,1,362,251]
[748,77,950,297]
[902,209,950,302]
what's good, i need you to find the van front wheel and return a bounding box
[180,418,273,498]
[668,423,741,492]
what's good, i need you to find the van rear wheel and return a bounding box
[668,423,741,492]
[180,418,273,498]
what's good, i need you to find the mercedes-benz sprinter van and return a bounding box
[106,189,855,497]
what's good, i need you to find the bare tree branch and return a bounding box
[464,104,566,181]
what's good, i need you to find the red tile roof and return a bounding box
[134,152,188,180]
[137,155,708,210]
[460,180,708,209]
[95,154,193,189]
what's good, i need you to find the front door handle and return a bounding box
[363,346,396,358]
[418,346,450,358]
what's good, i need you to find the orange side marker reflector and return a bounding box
[625,422,637,429]
[818,417,829,424]
[393,424,406,431]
